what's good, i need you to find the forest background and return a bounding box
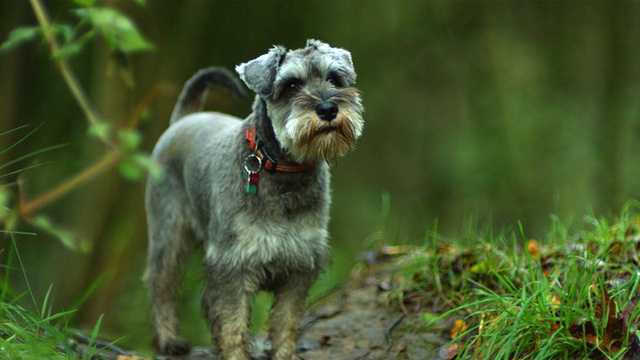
[1,0,639,351]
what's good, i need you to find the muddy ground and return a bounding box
[293,265,447,360]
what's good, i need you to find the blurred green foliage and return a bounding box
[0,0,639,351]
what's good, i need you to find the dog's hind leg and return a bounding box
[143,187,192,355]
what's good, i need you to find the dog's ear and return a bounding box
[236,45,287,97]
[306,39,356,86]
[331,48,356,85]
[306,39,330,51]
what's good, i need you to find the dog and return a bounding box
[143,39,364,360]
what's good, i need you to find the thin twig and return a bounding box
[19,152,119,217]
[69,329,131,356]
[298,290,346,335]
[385,314,404,353]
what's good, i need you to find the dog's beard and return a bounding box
[283,106,363,163]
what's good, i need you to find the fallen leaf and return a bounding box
[470,261,491,274]
[549,295,561,310]
[587,241,598,254]
[450,319,468,339]
[608,241,623,256]
[381,245,420,255]
[584,333,599,348]
[527,239,541,259]
[568,287,632,357]
[439,343,458,360]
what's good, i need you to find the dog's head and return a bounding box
[236,39,364,163]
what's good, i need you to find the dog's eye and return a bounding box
[326,75,342,87]
[285,79,303,93]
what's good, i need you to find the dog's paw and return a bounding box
[152,336,192,355]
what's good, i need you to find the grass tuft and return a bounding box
[379,200,640,359]
[0,231,112,359]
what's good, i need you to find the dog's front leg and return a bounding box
[269,272,315,360]
[202,269,255,360]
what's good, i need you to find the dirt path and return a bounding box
[295,267,445,360]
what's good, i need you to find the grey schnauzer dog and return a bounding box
[143,39,364,359]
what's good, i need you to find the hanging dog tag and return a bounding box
[246,171,260,194]
[244,153,262,195]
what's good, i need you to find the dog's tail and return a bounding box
[170,67,247,125]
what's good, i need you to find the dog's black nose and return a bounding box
[316,102,338,121]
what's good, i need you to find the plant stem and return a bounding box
[28,0,109,143]
[19,152,119,217]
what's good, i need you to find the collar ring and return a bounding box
[243,154,262,173]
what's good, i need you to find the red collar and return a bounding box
[245,126,316,172]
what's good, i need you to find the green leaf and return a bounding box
[74,8,153,54]
[133,153,163,182]
[118,153,163,182]
[1,25,76,54]
[32,215,87,252]
[470,261,491,274]
[86,314,104,357]
[53,42,84,59]
[0,26,41,53]
[118,157,144,181]
[53,27,93,59]
[117,129,142,151]
[87,121,111,140]
[421,312,437,324]
[55,24,75,44]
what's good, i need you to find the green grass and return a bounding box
[0,295,78,359]
[0,231,108,359]
[381,200,640,359]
